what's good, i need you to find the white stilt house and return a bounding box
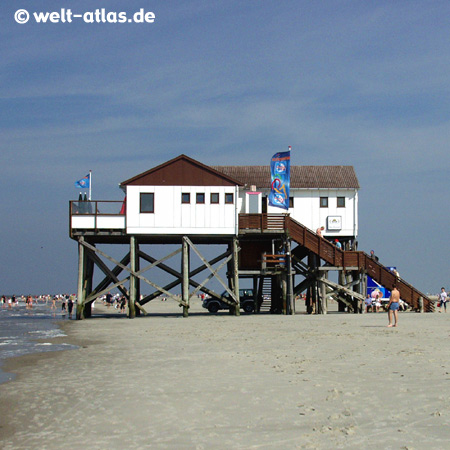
[70,154,433,319]
[116,154,359,245]
[120,155,243,237]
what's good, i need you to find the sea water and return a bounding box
[0,301,77,384]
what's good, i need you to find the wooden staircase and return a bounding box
[256,276,272,313]
[239,214,433,312]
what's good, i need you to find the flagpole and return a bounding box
[89,170,92,201]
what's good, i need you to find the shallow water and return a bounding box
[0,301,77,384]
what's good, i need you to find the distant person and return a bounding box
[61,297,66,312]
[438,287,448,313]
[316,226,325,237]
[374,291,382,313]
[365,294,373,313]
[334,239,342,250]
[67,298,74,318]
[387,285,400,327]
[119,296,126,313]
[390,267,400,279]
[370,250,379,262]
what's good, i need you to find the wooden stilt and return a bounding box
[76,237,86,320]
[182,237,190,317]
[337,270,346,312]
[352,270,361,313]
[281,271,287,315]
[362,272,368,314]
[286,239,294,315]
[419,296,424,313]
[134,239,141,317]
[128,236,137,319]
[83,255,94,318]
[320,270,328,314]
[232,237,240,316]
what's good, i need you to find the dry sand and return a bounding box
[1,300,449,450]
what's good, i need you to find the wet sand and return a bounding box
[1,300,449,449]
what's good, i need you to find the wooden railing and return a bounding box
[238,213,433,312]
[239,213,286,231]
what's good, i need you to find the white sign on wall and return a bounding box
[327,216,342,230]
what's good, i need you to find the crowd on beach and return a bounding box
[2,286,448,327]
[0,292,130,317]
[0,294,78,318]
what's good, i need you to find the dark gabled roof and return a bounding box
[120,154,243,187]
[211,166,360,189]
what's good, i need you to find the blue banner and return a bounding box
[75,174,90,189]
[268,150,290,210]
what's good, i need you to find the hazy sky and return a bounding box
[2,1,449,295]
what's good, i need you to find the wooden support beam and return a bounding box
[184,236,237,304]
[294,277,315,296]
[281,271,287,314]
[138,249,232,304]
[286,239,295,315]
[319,277,366,301]
[88,252,130,302]
[129,236,138,319]
[232,237,240,316]
[86,249,129,299]
[79,239,188,307]
[76,237,86,320]
[83,254,94,318]
[320,271,328,314]
[191,255,232,300]
[181,237,190,317]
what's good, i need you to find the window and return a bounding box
[210,193,219,204]
[225,193,234,204]
[140,193,154,213]
[320,197,328,208]
[196,193,205,204]
[182,193,190,204]
[337,197,345,208]
[289,197,294,208]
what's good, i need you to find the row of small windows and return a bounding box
[182,192,234,205]
[140,192,234,213]
[140,193,344,213]
[284,197,345,208]
[320,197,346,208]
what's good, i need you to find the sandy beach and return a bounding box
[1,300,449,450]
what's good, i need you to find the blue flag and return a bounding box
[75,174,90,189]
[268,150,290,210]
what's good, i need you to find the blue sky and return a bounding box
[2,1,449,295]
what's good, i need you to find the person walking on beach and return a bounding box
[119,296,126,313]
[438,287,448,313]
[387,285,400,327]
[67,298,74,318]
